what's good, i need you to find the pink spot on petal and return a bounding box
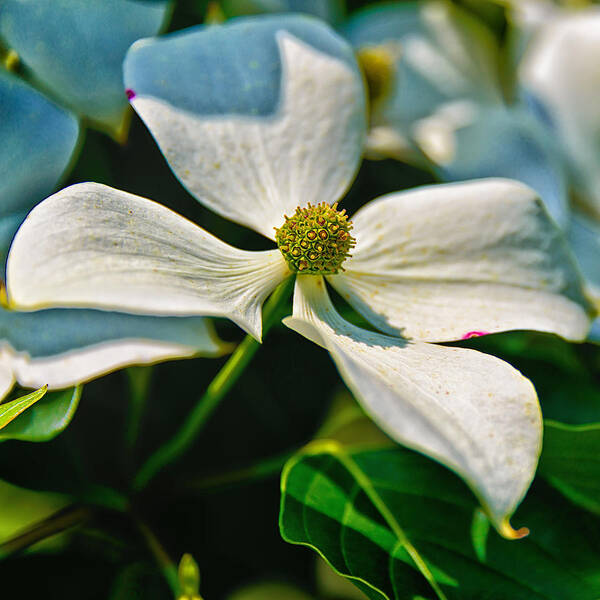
[125,88,136,100]
[461,330,490,340]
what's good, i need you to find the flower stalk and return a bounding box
[0,505,91,560]
[134,516,179,596]
[132,277,294,492]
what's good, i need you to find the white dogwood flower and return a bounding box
[5,16,592,536]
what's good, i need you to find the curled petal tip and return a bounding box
[461,330,491,340]
[499,520,530,540]
[125,88,136,100]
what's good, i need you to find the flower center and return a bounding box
[275,202,355,275]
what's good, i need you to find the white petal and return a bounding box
[7,183,290,340]
[412,99,479,165]
[126,28,365,239]
[10,339,198,391]
[0,347,15,400]
[520,8,600,214]
[284,276,541,536]
[363,125,418,163]
[0,309,229,397]
[329,179,592,342]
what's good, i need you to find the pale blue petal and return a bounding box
[0,212,25,275]
[588,318,600,343]
[345,4,441,128]
[435,106,569,228]
[0,69,79,217]
[124,14,358,118]
[344,3,422,49]
[0,307,228,395]
[0,308,223,359]
[0,0,171,134]
[124,15,366,237]
[521,88,557,134]
[568,212,600,296]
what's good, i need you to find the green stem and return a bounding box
[0,505,91,560]
[125,366,154,450]
[179,386,367,494]
[185,449,296,493]
[77,484,129,513]
[133,278,294,492]
[134,517,179,597]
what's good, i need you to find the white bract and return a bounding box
[0,323,226,402]
[5,16,592,536]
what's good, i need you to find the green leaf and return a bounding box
[0,386,81,442]
[0,478,69,552]
[469,509,490,563]
[538,420,600,516]
[227,582,313,600]
[315,391,394,449]
[109,564,168,600]
[0,386,47,431]
[280,442,600,600]
[316,556,370,599]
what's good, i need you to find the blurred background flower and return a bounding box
[0,0,229,412]
[344,0,600,340]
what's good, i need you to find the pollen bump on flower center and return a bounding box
[275,202,356,275]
